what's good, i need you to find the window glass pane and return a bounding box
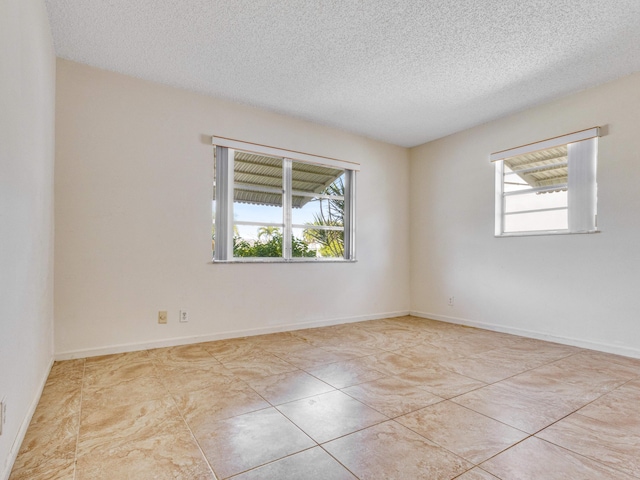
[233,191,282,223]
[234,151,282,188]
[291,162,344,196]
[233,149,283,228]
[504,190,567,214]
[504,209,568,233]
[292,195,344,226]
[293,226,344,258]
[233,224,283,258]
[291,161,345,257]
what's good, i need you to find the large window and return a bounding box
[492,127,600,236]
[212,136,358,262]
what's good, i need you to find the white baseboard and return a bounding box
[54,310,411,360]
[1,357,55,480]
[411,310,640,359]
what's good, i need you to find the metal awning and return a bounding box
[504,145,568,192]
[232,151,343,207]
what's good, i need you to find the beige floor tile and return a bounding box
[451,383,575,433]
[148,343,220,367]
[272,346,354,369]
[248,332,312,353]
[83,360,157,388]
[437,354,533,384]
[454,467,500,479]
[500,339,581,357]
[358,351,419,375]
[306,358,387,388]
[81,372,168,410]
[77,395,183,456]
[76,428,214,480]
[193,408,315,479]
[46,359,84,385]
[425,335,503,357]
[394,343,466,366]
[277,390,387,443]
[12,414,78,473]
[343,376,443,417]
[577,349,640,372]
[203,337,263,362]
[318,343,384,359]
[397,401,528,464]
[524,362,628,396]
[396,364,486,399]
[30,387,81,425]
[174,380,270,429]
[83,350,150,368]
[324,421,473,480]
[578,379,640,434]
[76,396,214,480]
[246,370,335,405]
[548,351,640,380]
[477,344,577,370]
[221,352,299,380]
[481,436,637,480]
[230,447,356,480]
[156,361,237,394]
[9,456,75,480]
[536,413,640,477]
[498,368,611,410]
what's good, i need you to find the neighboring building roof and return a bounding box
[232,151,343,207]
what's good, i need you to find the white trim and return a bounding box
[410,311,640,359]
[2,357,55,480]
[53,311,410,360]
[496,229,599,237]
[211,135,361,171]
[490,127,600,162]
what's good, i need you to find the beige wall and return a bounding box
[410,73,640,357]
[54,59,411,357]
[0,0,56,477]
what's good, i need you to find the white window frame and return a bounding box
[212,136,358,262]
[491,127,600,237]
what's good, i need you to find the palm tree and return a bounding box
[257,226,281,243]
[303,177,345,257]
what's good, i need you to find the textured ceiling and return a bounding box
[44,1,640,147]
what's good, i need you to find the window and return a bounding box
[492,127,600,236]
[212,136,358,262]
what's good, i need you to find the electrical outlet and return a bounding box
[179,310,189,323]
[0,397,6,436]
[448,296,455,307]
[158,311,168,324]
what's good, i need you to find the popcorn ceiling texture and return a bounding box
[44,0,640,147]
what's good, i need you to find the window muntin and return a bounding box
[493,128,599,236]
[212,141,356,262]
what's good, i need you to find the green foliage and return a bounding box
[233,231,316,258]
[303,176,345,257]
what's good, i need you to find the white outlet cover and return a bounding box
[179,310,189,322]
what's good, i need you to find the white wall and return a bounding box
[410,73,640,357]
[0,0,56,477]
[54,59,411,358]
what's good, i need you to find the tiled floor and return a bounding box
[9,316,640,479]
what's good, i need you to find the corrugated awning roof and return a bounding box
[504,145,568,192]
[232,151,344,207]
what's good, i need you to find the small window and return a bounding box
[492,127,600,236]
[212,137,358,262]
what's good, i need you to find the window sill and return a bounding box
[496,229,600,238]
[211,258,357,264]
